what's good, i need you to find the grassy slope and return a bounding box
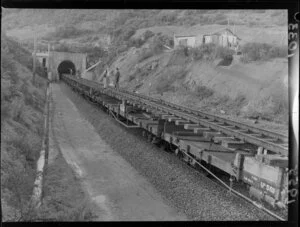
[1,34,96,221]
[1,34,48,221]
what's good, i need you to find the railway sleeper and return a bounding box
[221,140,245,149]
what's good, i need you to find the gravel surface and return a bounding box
[60,83,275,221]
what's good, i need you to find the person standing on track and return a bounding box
[115,67,120,89]
[106,66,111,87]
[103,68,108,88]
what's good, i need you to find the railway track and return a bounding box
[61,74,289,221]
[74,76,288,156]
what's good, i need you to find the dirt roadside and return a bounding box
[49,83,187,221]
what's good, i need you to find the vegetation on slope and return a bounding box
[2,9,287,31]
[1,33,47,221]
[3,9,287,64]
[1,33,96,221]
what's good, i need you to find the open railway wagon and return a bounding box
[61,74,289,211]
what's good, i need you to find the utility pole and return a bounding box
[33,33,37,85]
[47,42,51,81]
[48,42,50,55]
[233,23,235,34]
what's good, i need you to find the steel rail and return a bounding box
[119,88,288,142]
[105,88,288,156]
[62,75,288,156]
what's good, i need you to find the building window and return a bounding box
[179,38,188,46]
[42,58,46,67]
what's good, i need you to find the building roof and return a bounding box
[174,35,196,38]
[204,28,241,40]
[174,26,242,40]
[36,52,49,57]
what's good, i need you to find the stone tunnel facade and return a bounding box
[48,51,87,81]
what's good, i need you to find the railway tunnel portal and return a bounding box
[36,51,87,81]
[57,60,76,76]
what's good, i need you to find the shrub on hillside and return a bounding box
[11,136,39,164]
[216,46,235,62]
[159,34,174,48]
[241,95,288,121]
[268,46,287,58]
[156,11,178,25]
[124,18,145,30]
[190,43,217,61]
[1,103,11,124]
[189,44,235,63]
[151,36,164,54]
[242,43,263,61]
[128,30,172,50]
[127,37,145,48]
[137,35,164,62]
[47,25,91,40]
[1,47,18,84]
[241,42,287,62]
[112,25,138,48]
[122,27,136,41]
[143,30,155,40]
[194,85,214,99]
[2,158,36,220]
[128,74,136,82]
[168,47,190,65]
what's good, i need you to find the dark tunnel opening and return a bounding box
[57,60,76,77]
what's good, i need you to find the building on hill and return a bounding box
[174,28,241,51]
[203,28,241,50]
[36,52,49,69]
[173,35,197,48]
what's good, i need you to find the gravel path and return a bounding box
[60,83,274,221]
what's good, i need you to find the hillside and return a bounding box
[1,33,98,221]
[104,45,288,129]
[3,9,287,46]
[2,9,289,131]
[1,33,48,221]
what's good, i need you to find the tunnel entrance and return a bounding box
[57,60,76,76]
